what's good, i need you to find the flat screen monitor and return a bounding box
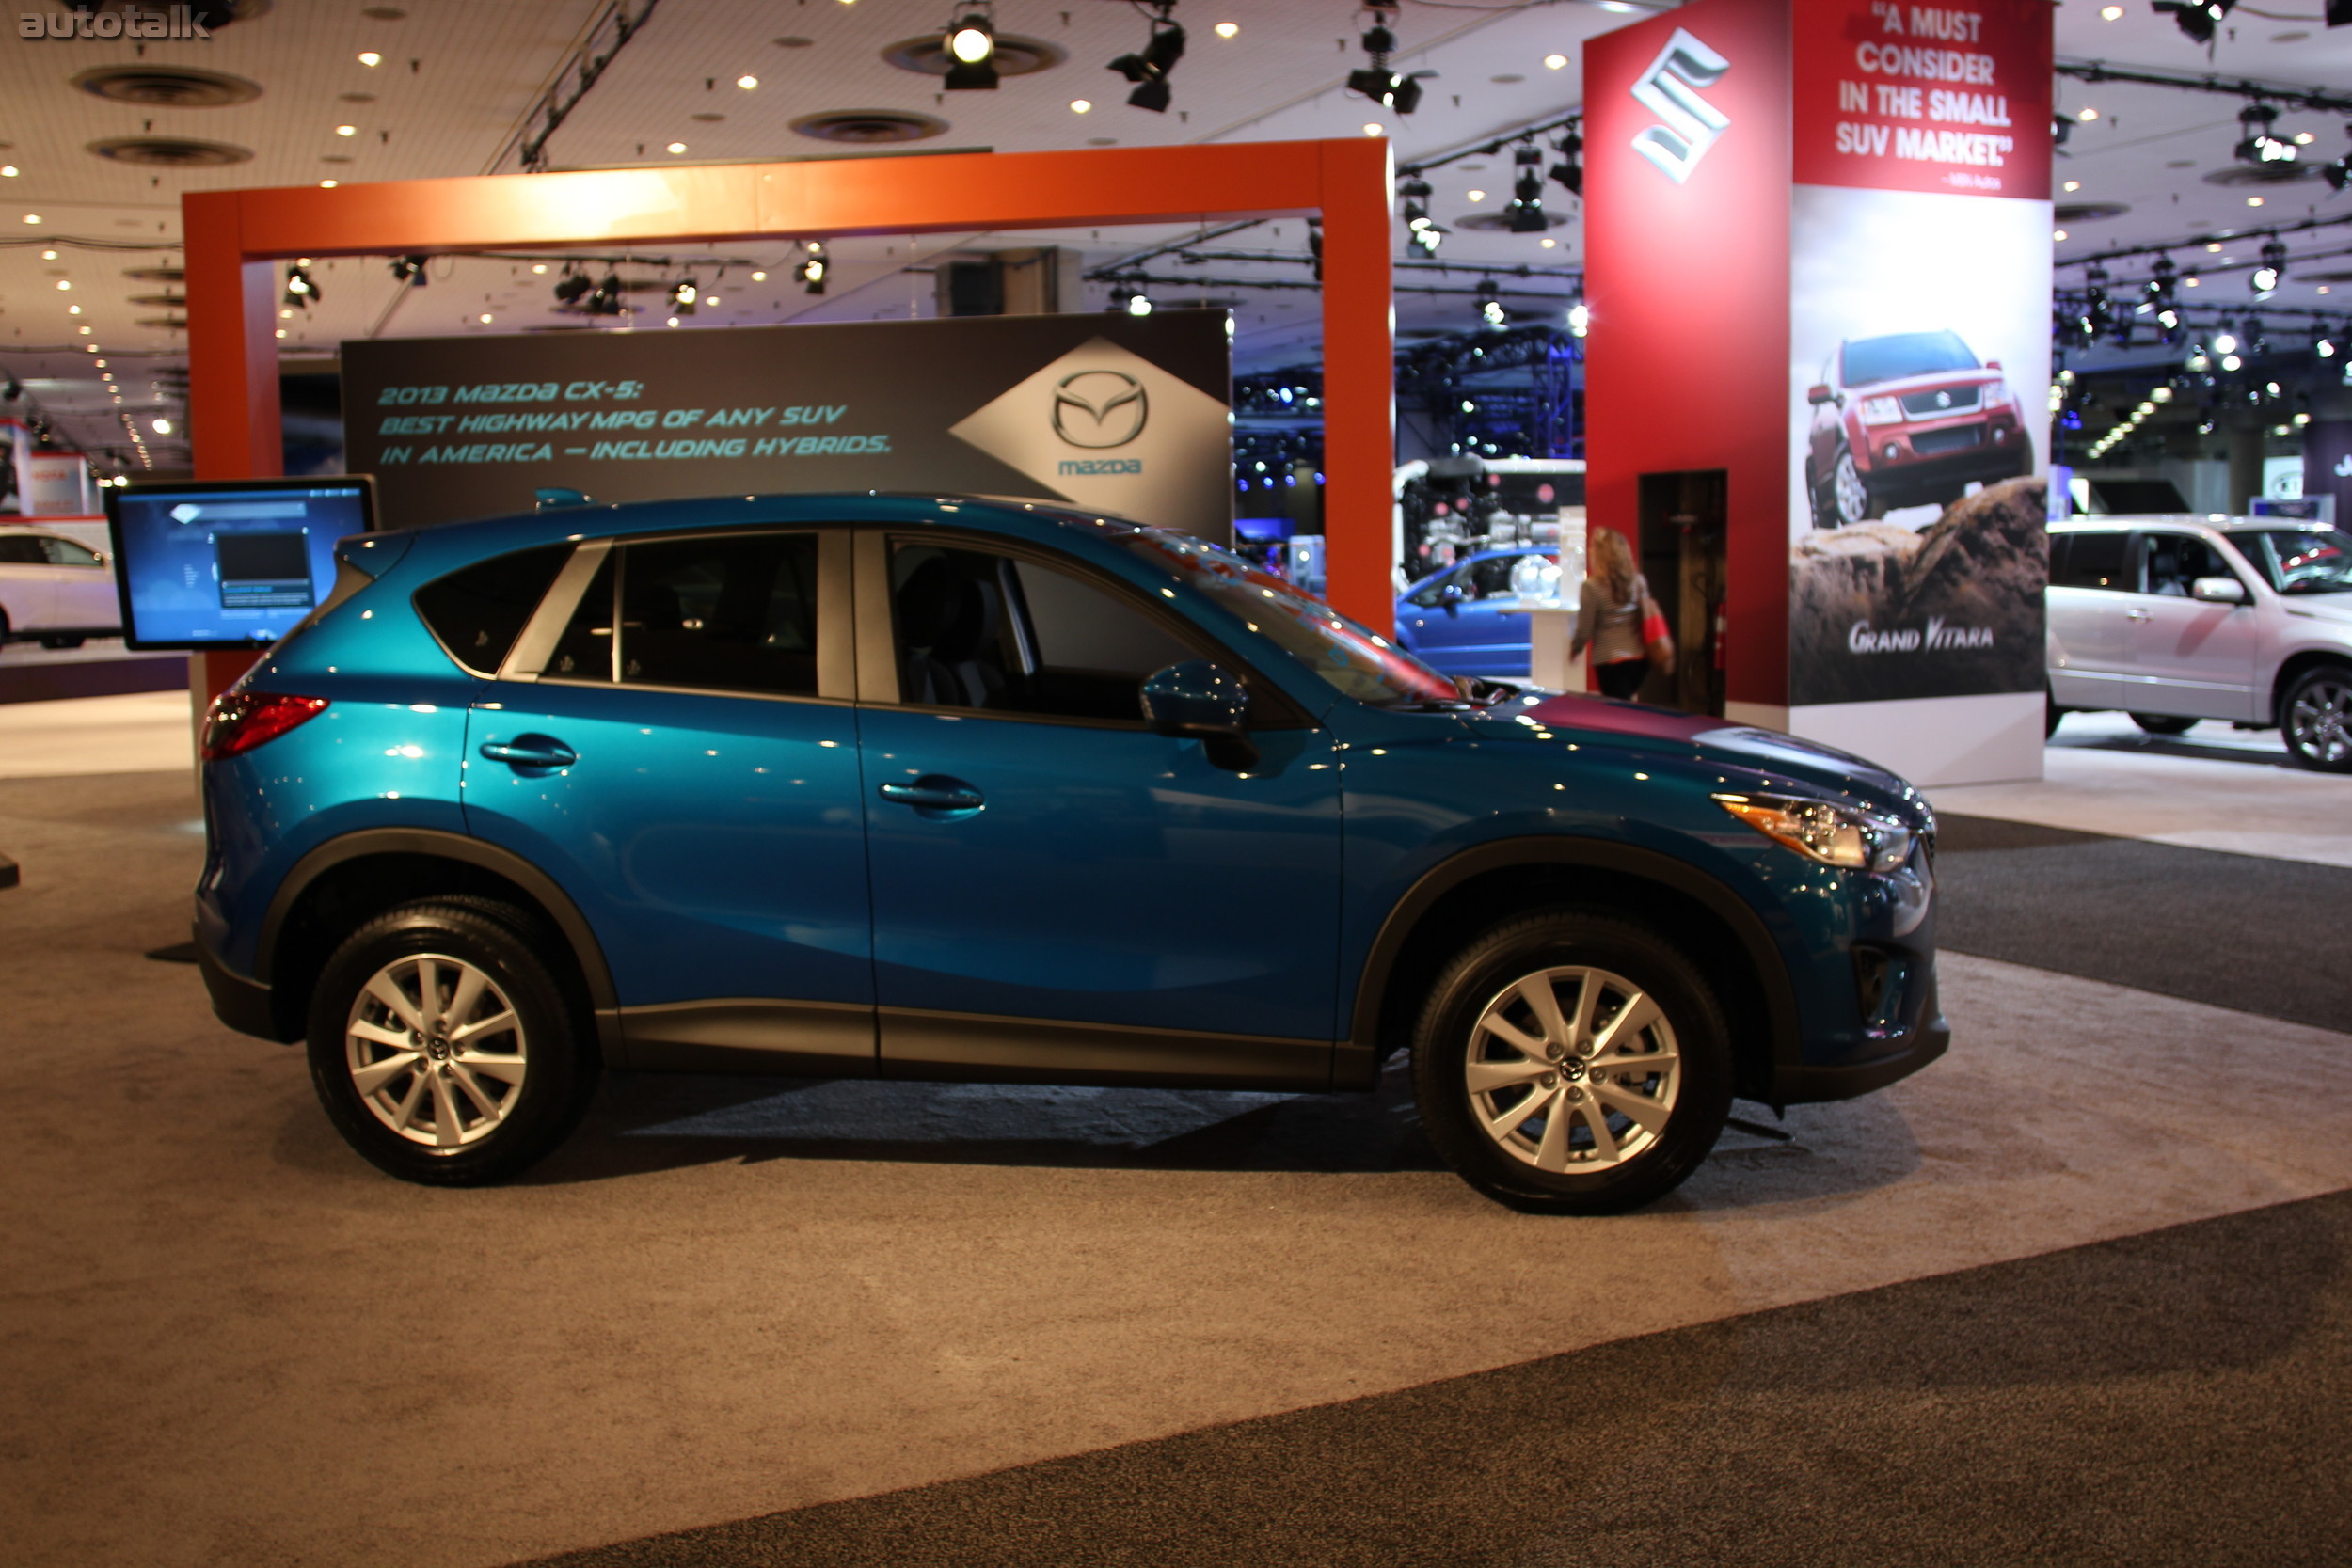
[105,477,376,650]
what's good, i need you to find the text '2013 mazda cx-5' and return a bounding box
[194,493,1947,1213]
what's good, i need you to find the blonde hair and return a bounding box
[1589,528,1637,603]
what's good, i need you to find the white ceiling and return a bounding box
[2,0,2348,472]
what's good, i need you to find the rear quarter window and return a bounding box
[413,544,571,675]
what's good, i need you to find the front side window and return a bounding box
[1115,529,1458,705]
[890,541,1194,722]
[2139,532,2232,597]
[2233,529,2352,596]
[2052,531,2129,592]
[37,537,99,567]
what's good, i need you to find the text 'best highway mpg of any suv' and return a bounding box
[194,493,1947,1214]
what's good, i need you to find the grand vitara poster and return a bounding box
[342,309,1233,540]
[1784,0,2052,706]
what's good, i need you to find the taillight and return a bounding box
[202,692,328,762]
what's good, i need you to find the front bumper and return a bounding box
[195,921,292,1042]
[1771,968,1948,1104]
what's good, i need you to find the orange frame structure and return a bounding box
[182,137,1396,696]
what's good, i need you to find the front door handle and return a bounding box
[878,775,984,814]
[479,737,578,768]
[2126,608,2152,622]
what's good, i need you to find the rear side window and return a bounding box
[618,532,819,696]
[2052,531,2128,591]
[0,535,41,564]
[415,544,570,675]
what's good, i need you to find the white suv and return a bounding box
[2047,515,2352,771]
[0,527,120,649]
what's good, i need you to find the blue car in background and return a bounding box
[1394,547,1563,680]
[194,493,1946,1214]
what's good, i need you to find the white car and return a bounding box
[0,528,121,649]
[2047,515,2352,772]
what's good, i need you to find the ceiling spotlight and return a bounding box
[1505,143,1549,233]
[151,417,171,435]
[389,254,428,287]
[737,74,759,89]
[1125,278,1153,316]
[799,242,828,294]
[1477,280,1506,328]
[2251,240,2287,296]
[944,7,998,90]
[2214,330,2240,355]
[358,51,381,67]
[1549,128,1584,197]
[552,268,592,306]
[2235,104,2296,167]
[1345,6,1427,115]
[1109,4,1184,113]
[586,272,625,316]
[2154,0,2234,45]
[2318,332,2339,358]
[283,264,320,309]
[670,278,700,314]
[1567,300,1590,338]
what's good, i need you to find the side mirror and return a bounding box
[2192,575,2249,605]
[1985,358,2003,371]
[1439,582,1466,614]
[1806,383,1836,405]
[1140,660,1257,769]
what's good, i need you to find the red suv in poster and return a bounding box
[1804,330,2030,528]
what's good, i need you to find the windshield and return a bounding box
[1842,330,1979,387]
[2232,529,2352,595]
[1114,529,1460,705]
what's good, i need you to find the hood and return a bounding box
[2280,592,2352,626]
[1512,693,1928,817]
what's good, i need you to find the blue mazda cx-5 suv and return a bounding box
[194,492,1947,1213]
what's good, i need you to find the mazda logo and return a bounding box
[1052,370,1149,449]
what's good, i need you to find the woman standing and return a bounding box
[1570,528,1659,700]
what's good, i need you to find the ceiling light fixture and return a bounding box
[2154,0,2234,45]
[358,52,381,67]
[738,74,758,89]
[1505,142,1549,233]
[1125,278,1153,316]
[552,267,592,307]
[1476,279,1505,328]
[1109,3,1184,114]
[586,272,625,316]
[283,263,319,309]
[2235,103,2296,166]
[1216,22,1237,40]
[2250,239,2287,296]
[799,241,827,294]
[944,6,999,90]
[1346,4,1428,116]
[669,278,699,314]
[1549,126,1584,197]
[389,254,428,287]
[1399,175,1446,253]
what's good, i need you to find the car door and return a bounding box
[2125,530,2261,720]
[36,534,118,628]
[852,529,1343,1088]
[1398,562,1475,671]
[0,532,56,631]
[461,528,875,1074]
[2045,529,2136,708]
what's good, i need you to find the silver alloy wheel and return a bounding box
[2287,674,2352,767]
[344,952,529,1149]
[1464,965,1680,1174]
[1834,449,1870,527]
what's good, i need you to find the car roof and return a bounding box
[2051,514,2335,533]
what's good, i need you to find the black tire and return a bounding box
[1411,909,1732,1215]
[305,898,598,1186]
[2130,712,2197,736]
[38,635,85,650]
[2280,664,2352,773]
[1829,442,1878,528]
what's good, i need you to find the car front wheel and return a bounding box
[306,898,598,1185]
[1831,444,1878,527]
[2281,665,2352,772]
[1412,910,1731,1214]
[2130,712,2197,736]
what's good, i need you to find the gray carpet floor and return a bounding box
[518,1188,2352,1567]
[1932,816,2352,1031]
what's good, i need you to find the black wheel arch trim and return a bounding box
[1343,835,1804,1088]
[254,828,618,1013]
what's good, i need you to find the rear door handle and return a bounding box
[878,775,984,813]
[479,737,578,768]
[2126,608,2152,621]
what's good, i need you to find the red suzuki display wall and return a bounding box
[1586,0,2054,786]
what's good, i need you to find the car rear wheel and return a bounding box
[38,635,84,650]
[2281,665,2352,772]
[1411,909,1731,1214]
[2130,712,2197,736]
[306,898,598,1185]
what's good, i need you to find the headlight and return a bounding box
[1858,396,1904,426]
[1984,378,2008,405]
[1713,792,1914,873]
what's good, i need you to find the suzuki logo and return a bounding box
[1629,27,1730,185]
[1935,390,1952,408]
[1052,370,1150,449]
